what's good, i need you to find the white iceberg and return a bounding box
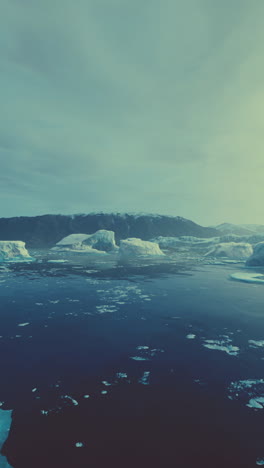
[204,242,253,260]
[119,238,164,258]
[82,230,117,252]
[0,241,32,262]
[54,230,117,253]
[246,242,264,266]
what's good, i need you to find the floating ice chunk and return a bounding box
[116,373,128,379]
[203,338,239,356]
[130,356,150,361]
[136,346,149,350]
[61,395,78,406]
[32,388,37,393]
[256,458,264,465]
[247,398,264,409]
[96,305,117,314]
[75,442,84,448]
[35,303,43,306]
[186,334,196,339]
[49,300,60,304]
[101,390,108,395]
[138,371,150,385]
[102,381,112,387]
[248,340,264,348]
[18,322,30,327]
[47,259,69,263]
[83,395,90,399]
[230,272,264,284]
[228,379,264,410]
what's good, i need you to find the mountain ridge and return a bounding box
[0,213,218,248]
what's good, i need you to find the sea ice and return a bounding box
[248,340,264,348]
[130,356,150,361]
[203,338,239,356]
[256,458,264,465]
[228,379,264,410]
[230,272,264,284]
[138,372,150,385]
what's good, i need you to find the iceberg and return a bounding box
[246,242,264,266]
[0,241,32,262]
[204,242,253,260]
[152,236,219,250]
[82,230,117,252]
[54,230,117,253]
[119,238,164,258]
[0,409,13,467]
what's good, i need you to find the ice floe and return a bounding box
[17,322,30,327]
[248,340,264,348]
[138,371,150,385]
[203,337,239,356]
[75,442,84,448]
[186,334,196,339]
[130,356,150,361]
[230,272,264,284]
[228,379,264,410]
[256,458,264,465]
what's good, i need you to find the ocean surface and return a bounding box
[0,251,264,467]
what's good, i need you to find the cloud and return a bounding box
[1,0,264,223]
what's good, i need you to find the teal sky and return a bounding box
[1,0,264,225]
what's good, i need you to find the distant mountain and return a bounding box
[214,223,264,236]
[0,213,218,248]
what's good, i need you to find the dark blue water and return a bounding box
[0,255,264,467]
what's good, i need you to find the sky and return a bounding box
[1,0,264,226]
